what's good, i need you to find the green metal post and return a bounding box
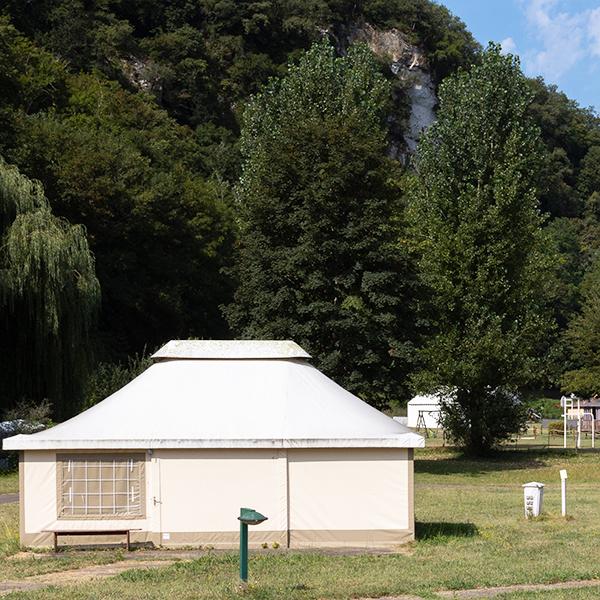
[238,507,266,585]
[239,520,248,582]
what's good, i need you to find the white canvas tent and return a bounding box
[407,395,443,429]
[3,340,423,549]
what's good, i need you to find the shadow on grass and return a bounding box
[415,521,479,540]
[415,449,560,476]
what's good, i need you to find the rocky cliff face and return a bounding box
[121,56,161,93]
[123,24,437,160]
[335,23,437,159]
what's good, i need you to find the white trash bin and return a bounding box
[523,482,545,517]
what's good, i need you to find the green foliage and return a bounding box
[409,45,551,454]
[8,70,235,356]
[543,219,585,329]
[3,398,53,425]
[85,351,153,408]
[227,41,417,407]
[521,81,600,389]
[0,19,237,365]
[577,146,600,202]
[0,2,479,394]
[547,420,564,435]
[533,218,585,386]
[0,16,67,154]
[0,157,100,418]
[577,146,600,260]
[527,78,600,219]
[140,26,212,127]
[3,1,478,132]
[524,396,562,419]
[561,258,600,396]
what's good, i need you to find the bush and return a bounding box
[1,399,52,471]
[84,351,152,408]
[548,420,564,436]
[526,396,563,419]
[3,399,53,425]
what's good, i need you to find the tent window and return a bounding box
[57,454,145,519]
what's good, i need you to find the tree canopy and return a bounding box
[561,259,600,397]
[409,45,551,453]
[226,41,418,407]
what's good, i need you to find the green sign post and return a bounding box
[238,507,268,583]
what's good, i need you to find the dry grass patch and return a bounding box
[0,503,126,581]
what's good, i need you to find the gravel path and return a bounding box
[435,578,600,598]
[0,559,177,596]
[366,578,600,599]
[0,493,18,505]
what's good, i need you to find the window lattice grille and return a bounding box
[58,454,144,518]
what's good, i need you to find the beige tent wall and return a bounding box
[20,448,413,549]
[20,451,55,546]
[155,449,287,547]
[288,448,413,547]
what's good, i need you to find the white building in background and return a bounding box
[406,394,444,429]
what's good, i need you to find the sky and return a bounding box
[439,0,600,112]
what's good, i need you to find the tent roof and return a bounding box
[3,341,423,450]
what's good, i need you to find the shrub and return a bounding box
[84,351,152,408]
[1,399,52,471]
[548,420,564,436]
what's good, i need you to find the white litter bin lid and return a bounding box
[522,482,545,488]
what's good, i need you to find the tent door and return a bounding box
[149,454,163,542]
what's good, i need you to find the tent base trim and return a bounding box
[21,528,414,549]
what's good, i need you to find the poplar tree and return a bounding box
[226,41,417,408]
[410,45,551,454]
[0,158,100,418]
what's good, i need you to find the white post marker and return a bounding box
[561,396,571,449]
[593,417,595,449]
[560,469,568,517]
[564,407,567,448]
[577,398,581,449]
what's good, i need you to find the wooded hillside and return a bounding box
[1,1,599,439]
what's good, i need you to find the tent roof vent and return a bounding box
[151,340,311,361]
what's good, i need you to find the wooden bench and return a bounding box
[44,529,141,552]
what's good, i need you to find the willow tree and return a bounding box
[0,157,100,419]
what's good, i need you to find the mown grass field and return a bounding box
[2,448,600,598]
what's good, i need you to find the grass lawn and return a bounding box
[3,448,600,598]
[0,503,19,558]
[0,471,19,494]
[0,502,124,581]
